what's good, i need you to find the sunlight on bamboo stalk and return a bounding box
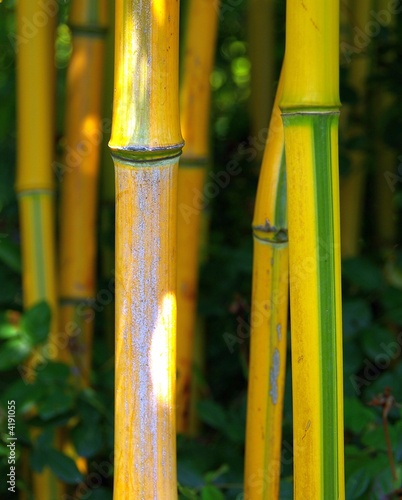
[150,292,176,404]
[110,0,183,496]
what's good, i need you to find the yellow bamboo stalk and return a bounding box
[244,69,288,500]
[176,0,219,434]
[280,1,345,497]
[340,0,371,258]
[110,0,183,496]
[248,0,275,146]
[59,0,107,386]
[16,1,60,498]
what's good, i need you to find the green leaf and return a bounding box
[360,326,397,361]
[45,448,84,484]
[361,424,398,452]
[342,257,383,292]
[0,337,32,370]
[204,464,229,484]
[30,446,47,473]
[21,301,51,345]
[0,311,21,339]
[0,237,21,273]
[178,484,198,500]
[345,468,371,499]
[71,421,103,458]
[342,299,372,341]
[36,362,71,384]
[197,400,227,431]
[344,397,375,434]
[201,485,225,500]
[87,489,113,500]
[37,390,74,420]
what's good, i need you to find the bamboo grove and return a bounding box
[3,0,402,497]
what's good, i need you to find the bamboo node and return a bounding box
[253,219,288,244]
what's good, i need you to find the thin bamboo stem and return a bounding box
[340,0,371,258]
[99,0,116,351]
[244,69,288,500]
[280,1,345,498]
[16,1,60,498]
[110,0,183,496]
[58,0,107,386]
[374,0,397,250]
[248,0,275,147]
[176,0,219,434]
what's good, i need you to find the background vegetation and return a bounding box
[0,0,402,498]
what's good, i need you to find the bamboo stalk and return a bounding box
[244,69,288,500]
[58,0,107,386]
[188,204,212,436]
[110,0,183,496]
[248,0,275,147]
[16,1,60,498]
[176,0,219,434]
[280,1,345,498]
[374,0,397,250]
[340,0,371,258]
[99,0,116,351]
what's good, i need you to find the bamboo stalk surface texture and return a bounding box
[280,1,345,498]
[109,0,183,497]
[244,69,288,500]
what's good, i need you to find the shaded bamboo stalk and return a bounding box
[244,69,288,500]
[109,0,183,496]
[59,0,107,386]
[374,0,397,250]
[280,0,345,497]
[99,0,116,350]
[340,0,371,258]
[188,205,212,435]
[248,0,275,150]
[16,1,60,498]
[176,0,219,434]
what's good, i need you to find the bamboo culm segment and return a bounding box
[245,70,288,500]
[111,0,182,497]
[114,160,178,498]
[281,0,344,497]
[339,0,371,257]
[16,1,60,498]
[176,0,219,434]
[59,0,107,385]
[283,111,344,499]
